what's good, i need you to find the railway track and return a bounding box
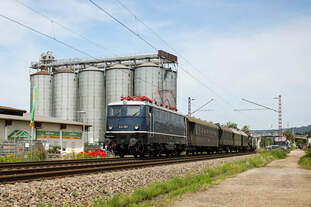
[0,152,254,184]
[0,157,135,169]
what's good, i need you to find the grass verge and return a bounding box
[90,150,288,207]
[299,149,311,169]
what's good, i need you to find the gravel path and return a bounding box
[171,150,311,207]
[0,154,254,207]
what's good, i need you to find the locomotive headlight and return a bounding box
[134,125,139,130]
[108,125,113,130]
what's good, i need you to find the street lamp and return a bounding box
[77,111,86,152]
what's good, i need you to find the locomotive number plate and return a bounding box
[119,125,129,129]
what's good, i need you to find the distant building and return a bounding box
[0,106,91,153]
[252,125,311,136]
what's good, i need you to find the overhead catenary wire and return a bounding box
[90,0,230,109]
[114,0,170,50]
[88,0,157,52]
[4,2,245,123]
[112,1,245,121]
[14,0,120,57]
[113,0,233,108]
[0,11,189,107]
[0,13,99,60]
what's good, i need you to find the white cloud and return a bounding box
[176,16,311,129]
[0,0,310,130]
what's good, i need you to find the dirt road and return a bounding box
[171,150,311,207]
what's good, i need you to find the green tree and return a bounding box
[283,130,295,142]
[225,122,238,130]
[241,125,250,134]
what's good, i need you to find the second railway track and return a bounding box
[0,152,254,184]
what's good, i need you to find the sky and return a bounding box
[0,0,310,130]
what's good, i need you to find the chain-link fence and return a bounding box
[0,140,46,159]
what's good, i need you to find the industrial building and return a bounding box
[0,106,91,153]
[30,50,178,144]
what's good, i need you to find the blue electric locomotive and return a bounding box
[105,100,187,157]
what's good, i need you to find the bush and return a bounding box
[0,154,19,162]
[47,145,61,154]
[93,150,288,207]
[299,149,311,169]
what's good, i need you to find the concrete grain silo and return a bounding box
[78,66,105,143]
[53,69,78,121]
[105,64,133,105]
[30,70,53,117]
[134,62,164,105]
[163,69,177,107]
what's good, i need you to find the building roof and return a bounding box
[56,69,74,73]
[30,70,50,75]
[186,116,219,129]
[0,113,91,127]
[0,106,27,116]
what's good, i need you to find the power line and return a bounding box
[88,0,157,51]
[91,0,225,104]
[115,0,171,51]
[113,0,233,107]
[6,1,242,121]
[0,11,188,104]
[14,0,120,57]
[0,13,98,60]
[0,6,200,113]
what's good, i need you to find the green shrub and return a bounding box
[91,150,288,207]
[0,154,17,162]
[48,145,61,154]
[0,150,47,163]
[299,149,311,169]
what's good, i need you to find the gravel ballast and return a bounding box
[0,154,255,207]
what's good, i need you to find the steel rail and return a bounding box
[0,152,254,184]
[0,157,136,169]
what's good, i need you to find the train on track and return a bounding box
[104,97,256,157]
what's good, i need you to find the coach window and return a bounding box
[162,111,165,121]
[155,109,159,119]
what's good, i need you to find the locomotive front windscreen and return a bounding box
[126,106,141,116]
[109,106,122,117]
[107,104,146,132]
[108,105,143,117]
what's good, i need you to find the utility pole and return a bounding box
[188,97,214,117]
[188,97,191,116]
[274,95,282,137]
[239,95,283,138]
[188,97,195,116]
